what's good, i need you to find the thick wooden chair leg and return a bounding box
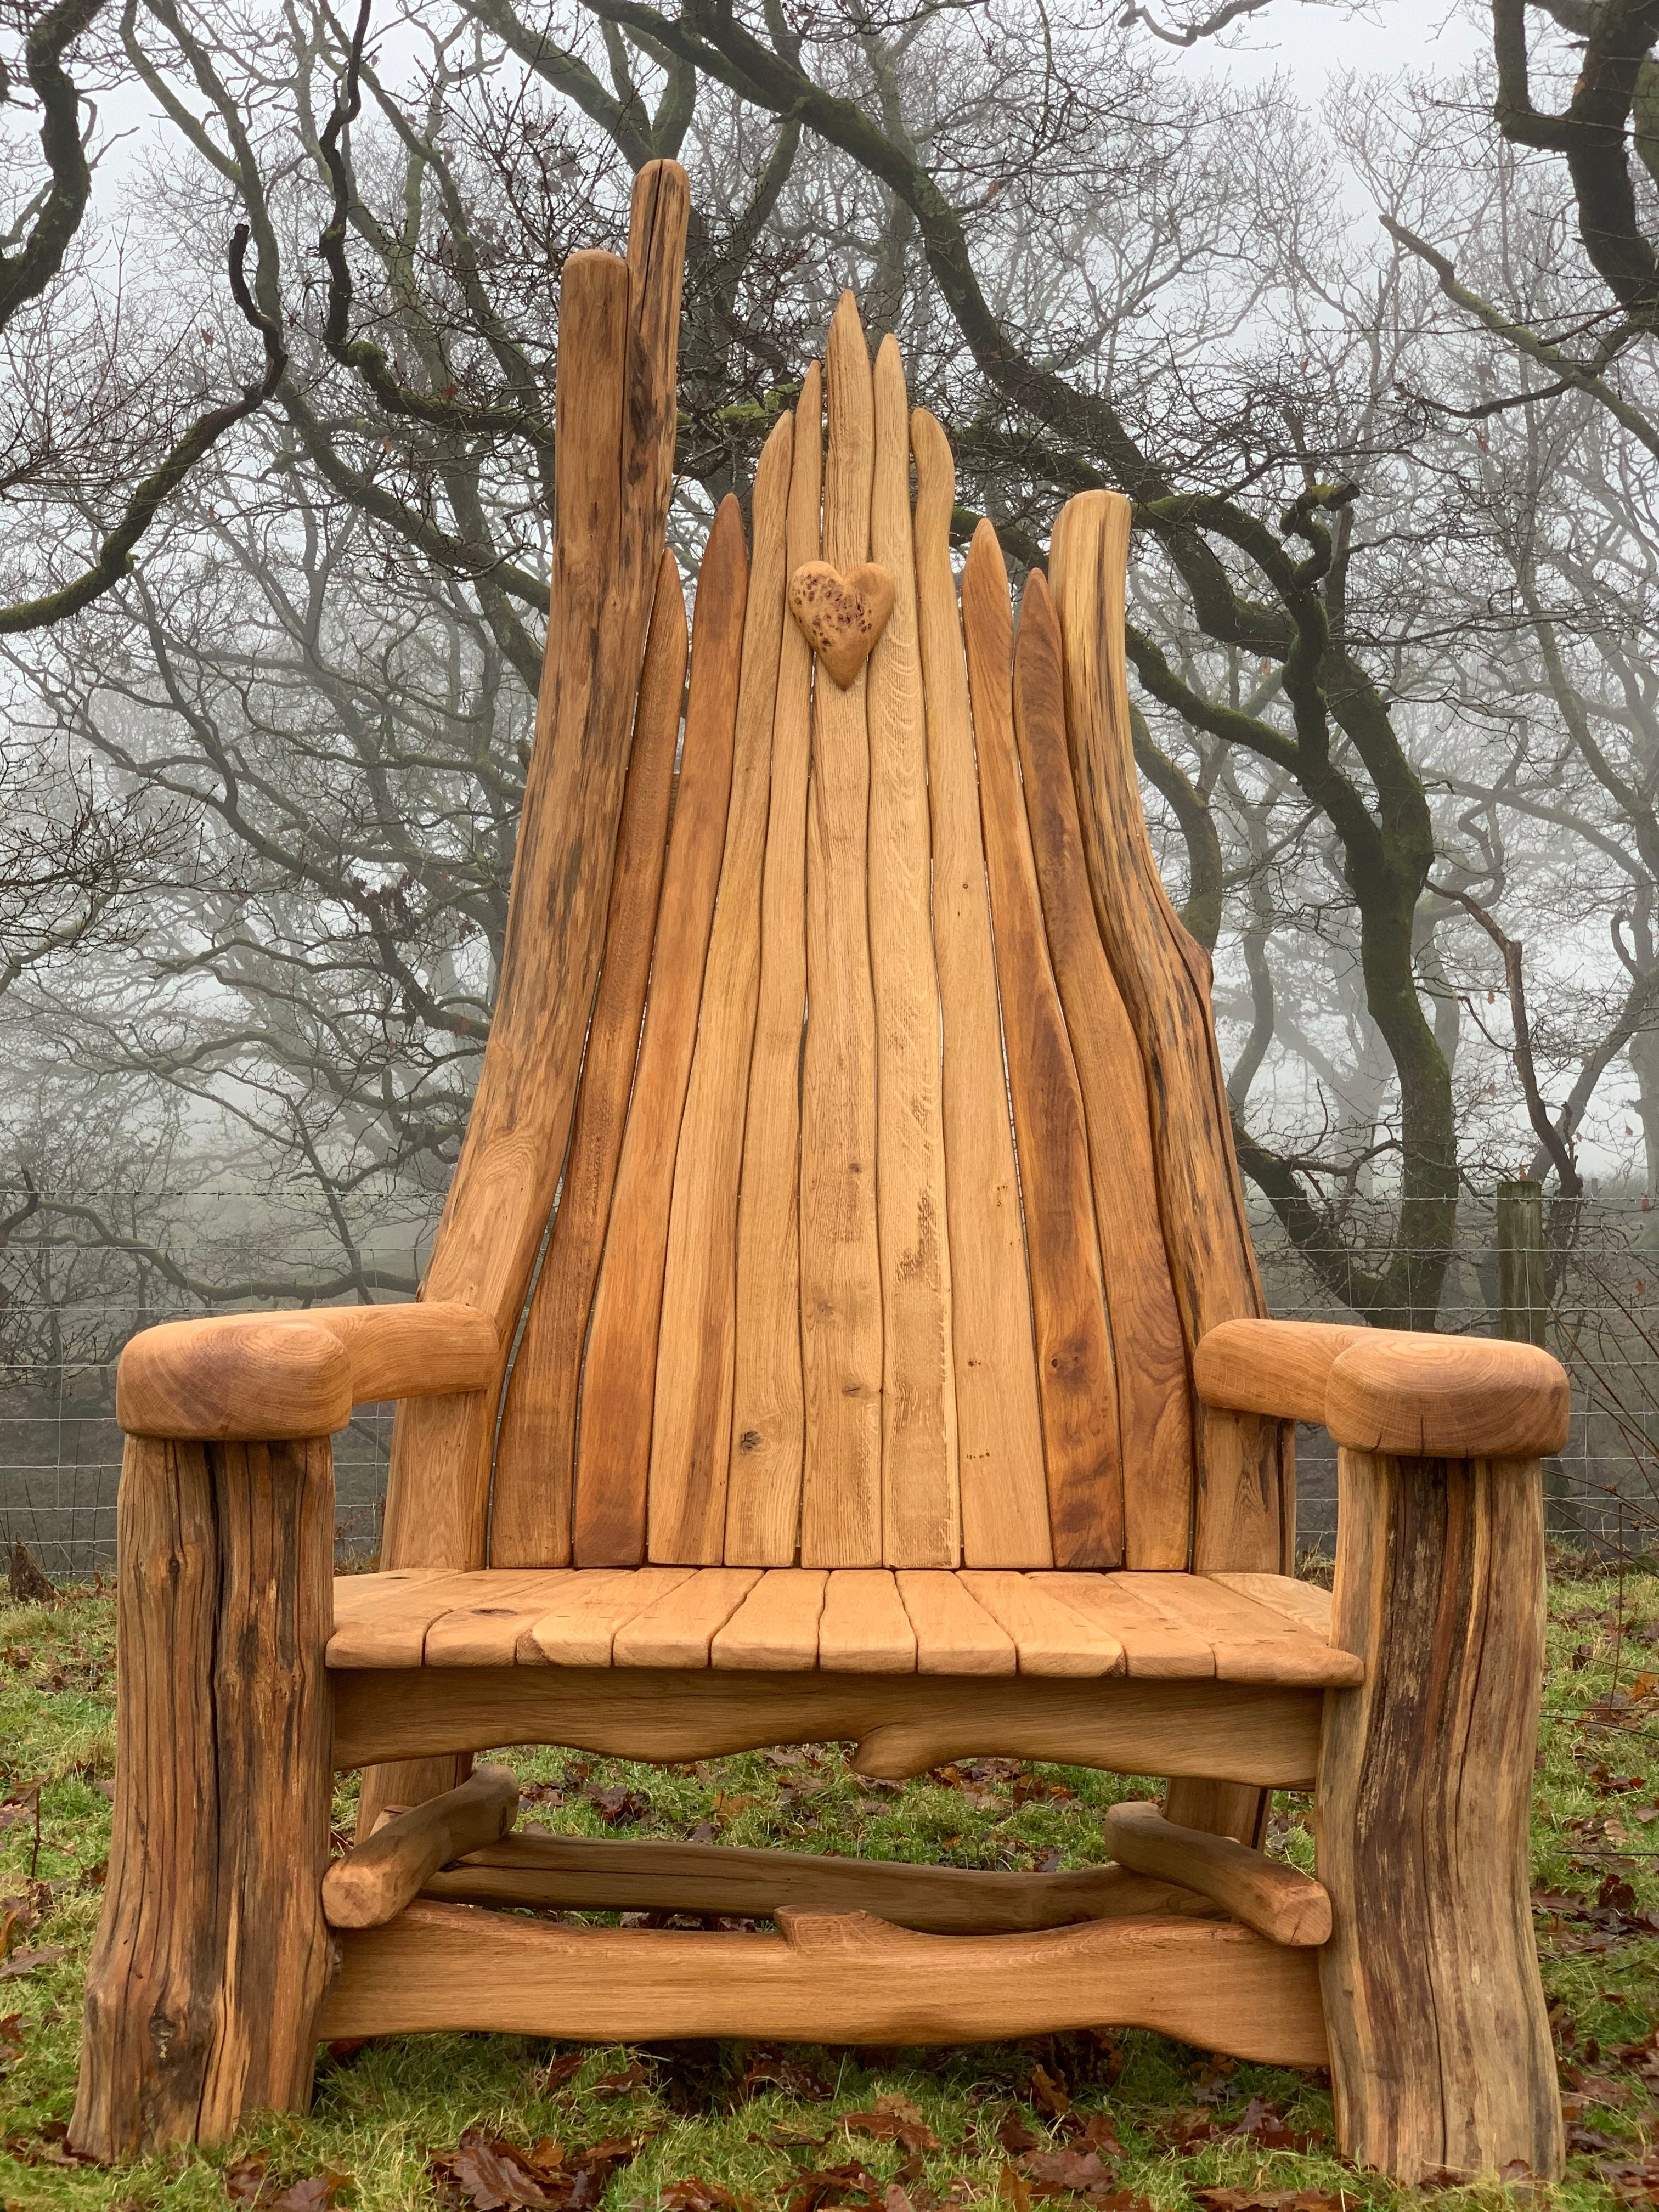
[71,1433,336,2160]
[1317,1446,1563,2184]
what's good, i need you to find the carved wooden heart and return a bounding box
[787,561,896,688]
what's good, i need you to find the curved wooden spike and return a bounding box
[1013,573,1193,1569]
[649,418,795,1562]
[491,552,687,1566]
[962,522,1122,1570]
[573,498,749,1565]
[727,367,823,1564]
[801,294,883,1566]
[1047,493,1284,1576]
[868,337,957,1567]
[910,410,1050,1568]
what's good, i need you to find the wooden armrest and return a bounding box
[116,1303,500,1441]
[1195,1317,1569,1459]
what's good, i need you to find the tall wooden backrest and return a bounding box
[381,186,1291,1585]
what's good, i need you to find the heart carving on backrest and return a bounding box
[787,561,896,687]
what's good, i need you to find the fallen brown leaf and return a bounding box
[1192,2192,1344,2212]
[0,1945,66,1980]
[1019,2147,1119,2199]
[1024,2066,1072,2119]
[591,2060,652,2097]
[431,2128,638,2210]
[661,2179,752,2212]
[786,2159,886,2212]
[840,2095,941,2153]
[997,2113,1039,2155]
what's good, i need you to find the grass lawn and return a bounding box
[3,1559,1657,2212]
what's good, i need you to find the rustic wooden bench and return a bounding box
[72,160,1571,2184]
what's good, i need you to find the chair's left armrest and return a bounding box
[1195,1316,1570,1459]
[116,1304,501,1441]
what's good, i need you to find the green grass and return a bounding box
[3,1564,1657,2211]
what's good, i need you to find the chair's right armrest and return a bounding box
[116,1304,500,1441]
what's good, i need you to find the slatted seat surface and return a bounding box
[329,1568,1359,1685]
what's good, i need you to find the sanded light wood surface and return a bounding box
[727,369,821,1565]
[422,1573,578,1666]
[323,1764,518,1929]
[1319,1446,1561,2181]
[788,562,895,684]
[1206,1571,1334,1640]
[1047,491,1284,1580]
[1120,1571,1362,1687]
[1103,1799,1330,1947]
[117,1317,353,1442]
[1043,1572,1215,1677]
[73,1435,334,2158]
[818,1567,917,1671]
[711,1568,826,1669]
[1324,1333,1570,1458]
[651,421,794,1564]
[910,411,1049,1568]
[800,292,883,1565]
[1013,574,1193,1568]
[1193,1317,1367,1426]
[381,167,689,1584]
[330,1570,491,1669]
[868,338,957,1568]
[961,1571,1125,1676]
[426,1829,1214,1931]
[612,1567,763,1666]
[963,523,1120,1569]
[322,1899,1327,2064]
[520,1567,694,1666]
[575,499,750,1566]
[490,555,687,1566]
[898,1570,1016,1674]
[331,1662,1324,1784]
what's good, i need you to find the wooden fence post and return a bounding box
[1498,1177,1572,1537]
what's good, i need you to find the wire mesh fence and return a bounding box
[4,1186,1656,1578]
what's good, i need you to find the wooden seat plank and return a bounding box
[520,1567,695,1667]
[867,337,957,1568]
[819,1568,917,1672]
[613,1568,764,1667]
[1118,1571,1361,1687]
[1206,1571,1335,1641]
[573,501,750,1566]
[960,1572,1125,1677]
[799,294,883,1566]
[489,556,687,1567]
[1041,1573,1214,1678]
[650,420,795,1564]
[422,1575,579,1667]
[726,369,822,1566]
[962,523,1122,1570]
[896,1571,1016,1676]
[910,411,1050,1570]
[711,1568,827,1670]
[1013,578,1194,1570]
[329,1571,484,1669]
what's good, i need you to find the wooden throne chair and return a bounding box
[72,161,1570,2184]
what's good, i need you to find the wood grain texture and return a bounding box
[381,166,689,1580]
[574,499,749,1565]
[650,424,793,1563]
[329,1570,488,1668]
[323,1899,1327,2064]
[116,1317,351,1441]
[323,1764,518,1928]
[788,561,895,685]
[1013,574,1192,1568]
[962,523,1120,1569]
[1319,1447,1562,2181]
[910,410,1049,1567]
[331,1662,1323,1785]
[72,1436,334,2157]
[520,1567,693,1666]
[490,554,687,1565]
[800,293,883,1565]
[612,1567,762,1665]
[897,1569,1016,1674]
[868,336,956,1567]
[1194,1318,1367,1426]
[1103,1799,1330,1946]
[425,1829,1215,1931]
[817,1566,917,1670]
[960,1570,1125,1677]
[1047,492,1284,1577]
[1120,1571,1361,1688]
[711,1567,826,1668]
[1324,1334,1570,1459]
[727,369,822,1564]
[421,1573,578,1666]
[1205,1571,1334,1639]
[1042,1572,1215,1677]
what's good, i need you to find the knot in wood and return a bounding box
[787,561,896,686]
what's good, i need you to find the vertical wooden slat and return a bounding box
[800,294,883,1566]
[490,554,687,1565]
[867,337,957,1567]
[1047,492,1284,1575]
[962,523,1123,1570]
[727,370,823,1565]
[910,412,1050,1568]
[573,499,750,1564]
[649,419,795,1562]
[1012,573,1193,1569]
